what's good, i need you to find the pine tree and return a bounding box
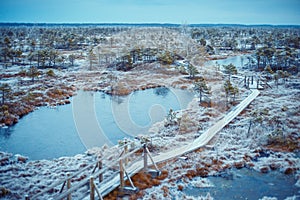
[224,80,239,107]
[187,63,198,79]
[194,78,210,103]
[28,66,40,83]
[88,48,97,70]
[0,83,11,105]
[223,63,237,81]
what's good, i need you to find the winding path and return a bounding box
[94,89,260,197]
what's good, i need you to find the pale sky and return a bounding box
[0,0,299,25]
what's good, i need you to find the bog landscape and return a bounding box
[0,23,299,199]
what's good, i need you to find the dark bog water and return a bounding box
[0,104,85,160]
[183,168,299,200]
[0,87,194,160]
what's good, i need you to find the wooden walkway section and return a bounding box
[27,89,260,200]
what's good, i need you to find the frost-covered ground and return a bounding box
[0,151,97,199]
[0,144,130,199]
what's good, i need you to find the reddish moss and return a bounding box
[195,167,209,177]
[177,185,184,191]
[260,166,270,173]
[284,167,295,175]
[269,163,280,170]
[234,161,245,169]
[156,170,168,180]
[161,186,169,197]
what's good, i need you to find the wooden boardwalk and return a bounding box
[28,89,260,200]
[87,89,260,199]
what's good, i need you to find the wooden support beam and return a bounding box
[59,181,66,193]
[145,147,159,171]
[124,140,128,166]
[94,185,104,200]
[121,162,135,189]
[90,176,95,200]
[67,173,71,200]
[143,144,148,172]
[119,159,125,190]
[98,161,103,183]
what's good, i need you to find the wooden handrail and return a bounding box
[30,143,139,199]
[30,161,96,199]
[29,144,144,199]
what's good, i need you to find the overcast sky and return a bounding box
[0,0,299,25]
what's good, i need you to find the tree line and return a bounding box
[0,25,128,68]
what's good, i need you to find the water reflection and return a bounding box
[153,87,170,97]
[0,127,12,139]
[111,95,125,104]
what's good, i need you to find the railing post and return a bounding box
[67,173,71,200]
[90,176,95,200]
[143,143,148,172]
[119,159,124,190]
[247,77,250,88]
[145,146,159,171]
[124,139,128,166]
[98,161,103,183]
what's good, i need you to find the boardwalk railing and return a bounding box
[27,142,158,200]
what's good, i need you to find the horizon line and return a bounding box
[0,22,300,27]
